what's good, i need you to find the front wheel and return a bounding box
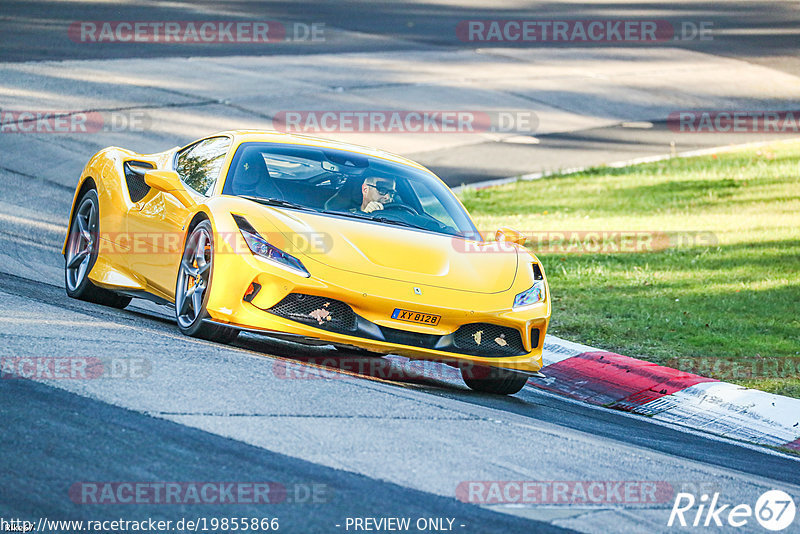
[64,189,131,309]
[175,220,239,344]
[461,365,529,395]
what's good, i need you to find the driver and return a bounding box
[358,176,396,213]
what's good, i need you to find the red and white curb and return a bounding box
[537,336,800,452]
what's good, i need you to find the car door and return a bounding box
[126,136,232,299]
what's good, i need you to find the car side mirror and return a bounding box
[144,170,196,208]
[495,226,526,246]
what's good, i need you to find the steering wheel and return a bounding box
[379,202,418,215]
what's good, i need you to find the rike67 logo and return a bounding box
[668,490,796,531]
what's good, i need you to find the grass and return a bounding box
[459,141,800,397]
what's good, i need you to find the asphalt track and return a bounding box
[4,0,800,77]
[2,1,800,533]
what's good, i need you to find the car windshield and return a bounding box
[221,142,481,240]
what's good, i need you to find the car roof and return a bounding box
[219,130,430,172]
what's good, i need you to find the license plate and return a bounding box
[391,308,441,326]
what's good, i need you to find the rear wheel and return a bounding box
[175,220,239,344]
[64,189,131,309]
[461,365,529,395]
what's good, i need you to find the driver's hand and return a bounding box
[363,201,384,213]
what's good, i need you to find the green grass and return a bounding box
[459,142,800,397]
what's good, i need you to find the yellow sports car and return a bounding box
[63,131,550,394]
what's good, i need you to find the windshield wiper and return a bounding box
[371,216,423,230]
[321,210,425,231]
[320,209,372,221]
[239,196,316,212]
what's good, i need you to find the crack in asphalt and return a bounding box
[0,164,73,191]
[0,99,221,127]
[152,412,480,419]
[329,81,422,92]
[0,229,62,249]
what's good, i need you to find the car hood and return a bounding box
[251,208,519,294]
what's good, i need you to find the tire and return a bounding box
[461,365,529,395]
[64,189,132,309]
[175,219,239,344]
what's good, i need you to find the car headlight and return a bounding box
[513,280,546,309]
[233,215,310,278]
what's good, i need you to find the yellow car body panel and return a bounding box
[64,130,551,373]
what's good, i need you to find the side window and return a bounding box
[175,137,231,195]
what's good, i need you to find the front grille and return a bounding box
[267,293,357,333]
[380,326,439,349]
[453,323,525,357]
[264,295,527,357]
